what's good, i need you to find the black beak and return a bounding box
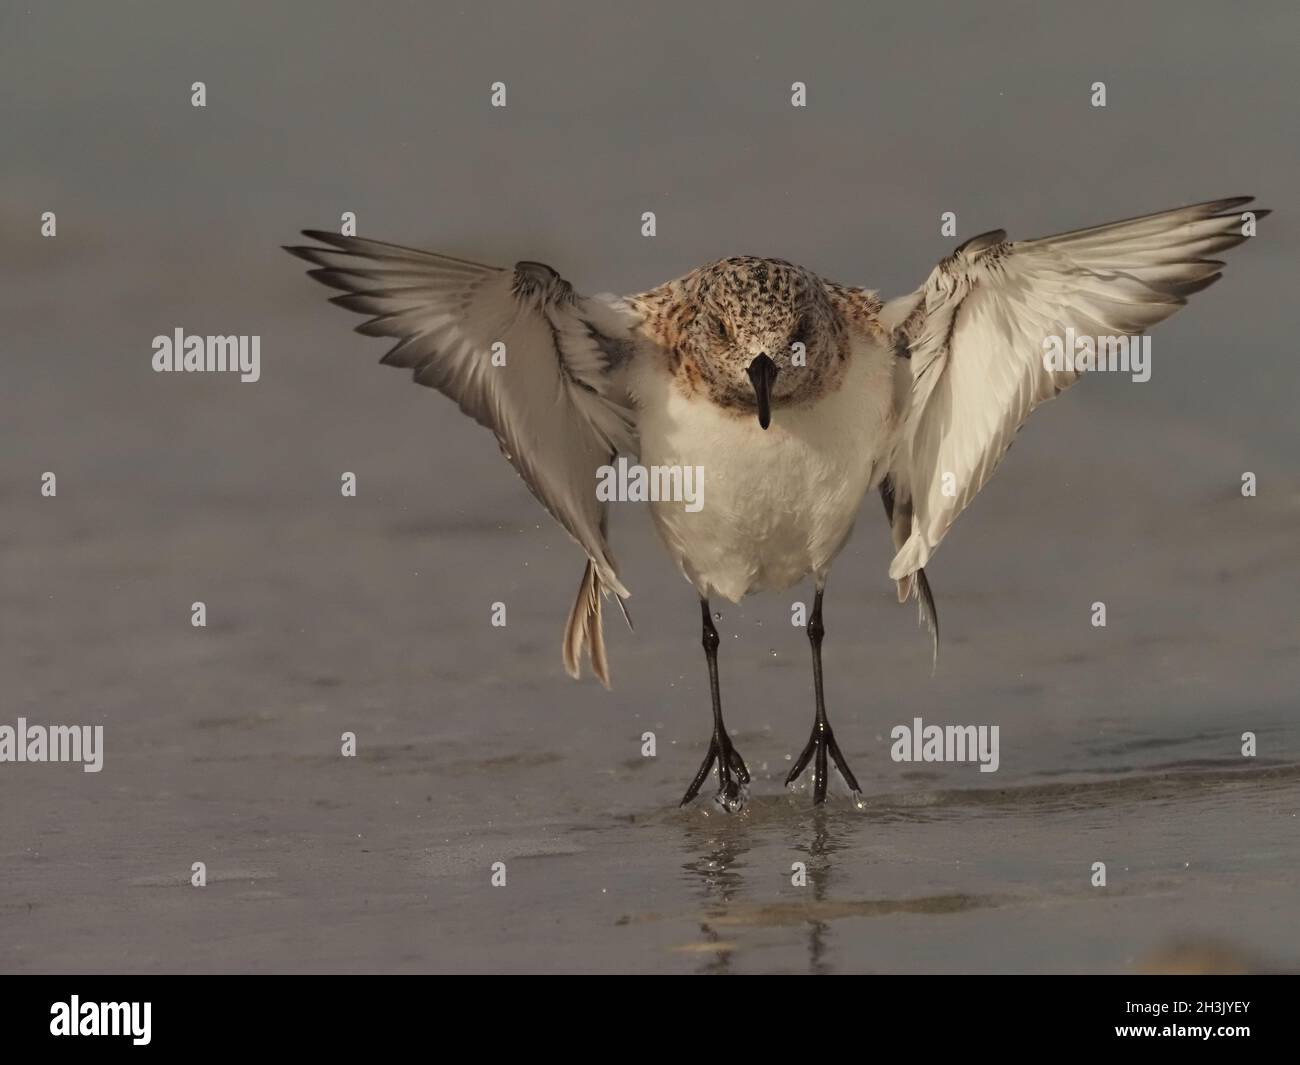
[746,353,780,430]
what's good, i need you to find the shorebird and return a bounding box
[287,196,1265,808]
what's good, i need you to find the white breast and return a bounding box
[630,338,899,602]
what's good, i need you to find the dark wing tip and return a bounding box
[1208,198,1272,223]
[1178,272,1224,298]
[306,267,360,291]
[301,228,348,245]
[954,228,1008,257]
[915,568,939,671]
[328,293,371,312]
[1213,195,1254,212]
[283,244,323,263]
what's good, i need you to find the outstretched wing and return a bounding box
[883,196,1266,580]
[286,231,642,683]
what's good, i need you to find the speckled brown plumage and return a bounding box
[627,257,883,418]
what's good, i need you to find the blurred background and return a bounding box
[1,0,1296,973]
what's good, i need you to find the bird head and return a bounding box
[679,257,846,428]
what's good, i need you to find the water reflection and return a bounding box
[787,809,853,973]
[677,798,858,973]
[679,810,751,974]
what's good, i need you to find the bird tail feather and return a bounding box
[563,560,613,688]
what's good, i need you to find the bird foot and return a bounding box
[785,722,861,804]
[680,731,750,812]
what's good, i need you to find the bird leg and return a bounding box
[680,599,750,811]
[786,588,861,803]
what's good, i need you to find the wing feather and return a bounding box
[286,231,644,680]
[886,197,1266,579]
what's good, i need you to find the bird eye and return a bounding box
[714,317,729,341]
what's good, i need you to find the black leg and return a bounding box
[680,599,750,810]
[786,587,861,803]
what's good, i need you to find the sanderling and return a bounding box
[287,196,1266,809]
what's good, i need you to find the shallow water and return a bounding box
[3,487,1297,974]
